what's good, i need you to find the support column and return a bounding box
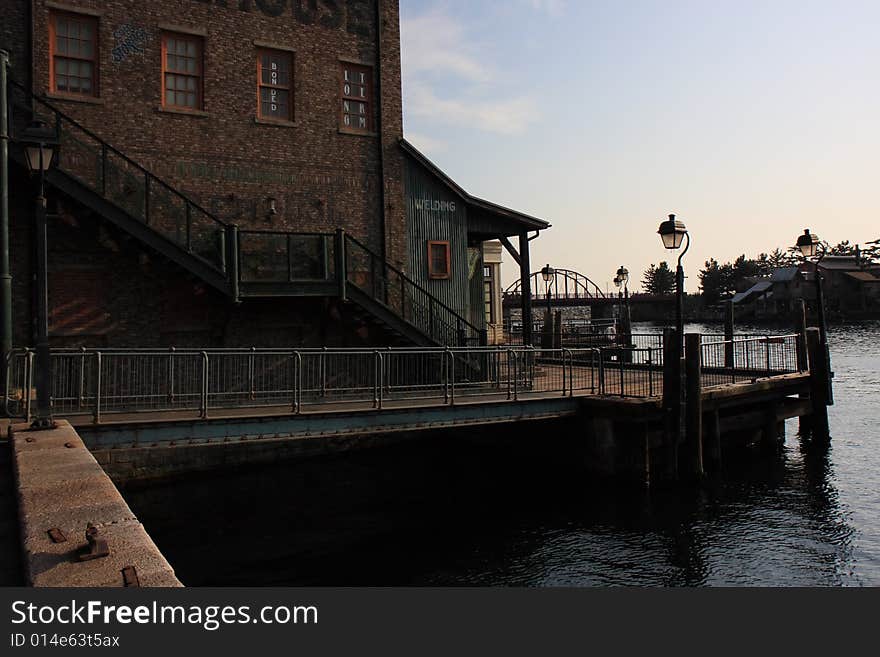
[518,231,532,346]
[684,333,704,479]
[806,327,830,442]
[661,328,679,481]
[795,298,811,437]
[704,407,722,473]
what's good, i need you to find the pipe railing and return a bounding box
[3,345,685,423]
[699,334,803,387]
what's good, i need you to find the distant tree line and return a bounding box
[639,238,879,302]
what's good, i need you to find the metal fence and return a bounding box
[4,345,672,423]
[3,335,806,424]
[699,334,803,387]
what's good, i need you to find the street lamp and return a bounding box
[540,264,554,347]
[540,263,554,314]
[658,214,690,344]
[615,265,631,347]
[657,214,690,463]
[795,228,828,347]
[21,118,58,430]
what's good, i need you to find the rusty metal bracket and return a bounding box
[121,566,140,587]
[47,528,67,543]
[77,523,110,562]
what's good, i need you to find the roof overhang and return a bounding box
[400,139,551,239]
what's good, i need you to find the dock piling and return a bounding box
[684,333,704,480]
[806,328,831,442]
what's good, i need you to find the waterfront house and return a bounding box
[0,0,548,352]
[733,257,880,319]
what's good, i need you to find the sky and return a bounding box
[399,0,880,292]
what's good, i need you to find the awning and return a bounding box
[400,139,551,239]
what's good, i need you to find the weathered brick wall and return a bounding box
[3,0,409,348]
[25,0,404,255]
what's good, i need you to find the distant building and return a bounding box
[733,256,880,319]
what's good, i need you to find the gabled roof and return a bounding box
[771,267,800,282]
[732,280,772,304]
[399,139,551,235]
[844,271,880,283]
[818,255,860,271]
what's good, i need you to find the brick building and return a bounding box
[0,0,548,350]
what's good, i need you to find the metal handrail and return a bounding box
[345,234,481,334]
[344,234,482,346]
[8,78,226,231]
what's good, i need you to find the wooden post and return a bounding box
[795,297,810,436]
[661,328,679,481]
[806,328,830,442]
[761,406,781,451]
[704,407,722,472]
[684,333,704,479]
[724,300,735,368]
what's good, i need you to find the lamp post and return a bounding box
[795,228,828,347]
[540,264,554,348]
[22,119,58,430]
[613,273,622,341]
[657,214,690,344]
[616,265,631,347]
[658,215,690,466]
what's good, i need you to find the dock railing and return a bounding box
[3,336,805,424]
[699,334,803,387]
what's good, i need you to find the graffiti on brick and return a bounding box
[192,0,372,37]
[112,24,149,63]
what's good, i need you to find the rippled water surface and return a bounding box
[125,322,880,586]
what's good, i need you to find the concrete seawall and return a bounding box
[10,420,181,587]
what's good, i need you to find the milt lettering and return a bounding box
[193,0,372,37]
[414,199,456,213]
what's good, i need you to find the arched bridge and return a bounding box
[502,268,674,317]
[503,268,607,307]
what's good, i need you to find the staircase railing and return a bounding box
[5,80,483,347]
[7,79,233,276]
[342,232,484,347]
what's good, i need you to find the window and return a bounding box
[162,33,203,110]
[484,264,495,324]
[341,63,372,132]
[258,49,293,121]
[50,12,98,97]
[428,241,451,280]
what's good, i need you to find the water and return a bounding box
[124,322,880,586]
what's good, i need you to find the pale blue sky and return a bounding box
[400,0,880,291]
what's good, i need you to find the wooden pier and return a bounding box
[3,328,833,486]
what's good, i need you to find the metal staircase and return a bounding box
[6,80,483,348]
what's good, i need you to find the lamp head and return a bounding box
[22,119,58,173]
[796,229,820,259]
[658,214,688,250]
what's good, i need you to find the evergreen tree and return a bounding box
[642,262,676,296]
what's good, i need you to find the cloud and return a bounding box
[523,0,566,16]
[401,8,489,82]
[405,131,449,154]
[406,82,539,136]
[401,5,540,136]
